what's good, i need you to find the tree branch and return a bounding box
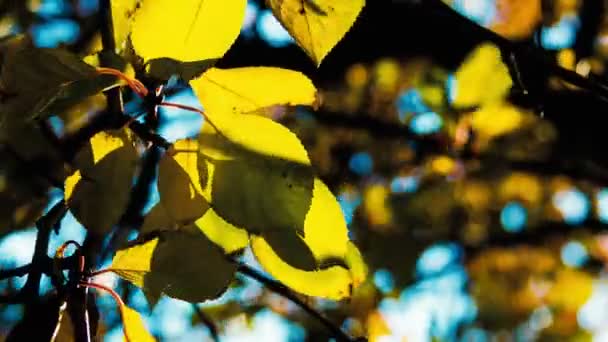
[236,263,357,342]
[22,201,67,299]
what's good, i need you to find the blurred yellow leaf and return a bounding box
[363,184,392,227]
[110,229,237,304]
[191,67,317,115]
[452,43,512,108]
[267,0,365,66]
[65,130,138,234]
[121,305,155,342]
[547,269,593,311]
[471,102,525,138]
[130,0,246,62]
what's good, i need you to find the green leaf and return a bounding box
[65,130,138,235]
[110,229,237,303]
[145,57,217,81]
[121,305,155,342]
[266,0,365,66]
[190,67,317,115]
[0,36,117,121]
[130,0,246,62]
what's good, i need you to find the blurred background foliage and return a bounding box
[4,0,608,341]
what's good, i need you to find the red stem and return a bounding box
[80,282,133,342]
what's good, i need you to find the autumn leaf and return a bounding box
[129,0,246,63]
[158,140,209,224]
[267,0,365,66]
[64,130,138,235]
[191,67,317,115]
[110,229,237,304]
[197,114,318,270]
[120,305,155,342]
[451,43,513,108]
[250,179,366,299]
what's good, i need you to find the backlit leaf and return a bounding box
[110,229,237,303]
[121,305,155,342]
[250,236,352,300]
[191,67,317,115]
[130,0,246,63]
[250,179,365,299]
[267,0,365,65]
[111,0,140,52]
[194,208,249,254]
[65,130,138,235]
[158,140,209,224]
[451,43,512,108]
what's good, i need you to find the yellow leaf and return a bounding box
[345,241,367,287]
[121,305,155,342]
[158,140,209,224]
[251,236,352,300]
[471,102,525,137]
[302,179,349,261]
[191,67,317,115]
[250,179,366,299]
[194,208,249,254]
[200,112,311,165]
[267,0,365,66]
[111,0,139,52]
[110,229,236,303]
[130,0,246,62]
[65,130,138,235]
[452,43,512,108]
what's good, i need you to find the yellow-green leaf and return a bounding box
[110,229,237,303]
[199,116,313,228]
[158,140,209,224]
[65,130,138,235]
[249,178,366,299]
[250,236,352,300]
[452,43,513,108]
[191,67,317,115]
[267,0,365,66]
[194,208,249,254]
[130,0,246,63]
[121,305,155,342]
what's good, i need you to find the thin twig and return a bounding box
[236,263,356,342]
[192,304,220,342]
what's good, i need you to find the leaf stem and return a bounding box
[159,101,220,133]
[81,281,134,342]
[236,263,357,342]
